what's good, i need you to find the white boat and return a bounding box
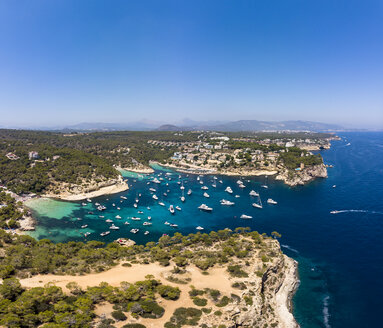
[203,192,210,198]
[152,194,158,200]
[106,219,113,223]
[249,190,259,196]
[87,198,92,202]
[158,202,165,206]
[163,192,167,196]
[180,183,185,190]
[220,199,234,206]
[130,228,139,234]
[330,210,341,214]
[169,205,175,214]
[261,185,268,189]
[236,180,243,185]
[199,181,203,185]
[152,178,161,184]
[137,211,143,214]
[175,206,181,211]
[115,215,121,219]
[187,189,192,195]
[239,184,246,188]
[100,231,110,236]
[110,224,119,230]
[117,207,121,210]
[112,203,116,206]
[143,222,152,226]
[144,231,149,235]
[99,215,105,218]
[149,188,156,192]
[212,184,217,188]
[252,202,263,209]
[131,217,141,221]
[82,203,87,206]
[240,214,252,219]
[201,186,209,190]
[219,180,223,184]
[198,204,213,211]
[120,196,127,200]
[332,185,336,188]
[225,186,233,194]
[84,232,91,237]
[95,202,100,206]
[147,207,151,210]
[196,226,204,230]
[135,198,139,203]
[235,195,240,198]
[124,221,130,225]
[252,195,263,208]
[133,203,138,208]
[81,224,88,229]
[197,176,200,181]
[181,196,185,202]
[170,223,178,227]
[147,216,151,220]
[76,217,82,221]
[164,221,170,225]
[267,198,277,205]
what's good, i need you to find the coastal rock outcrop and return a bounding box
[275,164,327,186]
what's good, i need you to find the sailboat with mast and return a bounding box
[252,194,263,209]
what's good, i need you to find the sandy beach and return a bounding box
[118,166,155,174]
[43,180,129,201]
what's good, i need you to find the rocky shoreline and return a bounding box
[153,161,326,187]
[275,164,328,186]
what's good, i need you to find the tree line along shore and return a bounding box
[0,129,335,197]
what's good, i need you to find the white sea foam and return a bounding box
[281,244,299,254]
[323,295,331,328]
[330,209,383,215]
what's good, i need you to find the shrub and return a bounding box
[227,265,248,278]
[111,310,127,321]
[157,285,181,300]
[192,297,207,306]
[216,296,230,307]
[232,282,247,290]
[122,324,146,328]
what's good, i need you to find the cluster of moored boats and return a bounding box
[77,172,278,239]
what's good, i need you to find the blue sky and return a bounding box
[0,0,382,128]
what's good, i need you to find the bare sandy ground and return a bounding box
[20,258,298,328]
[20,262,233,328]
[44,182,129,201]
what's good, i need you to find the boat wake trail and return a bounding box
[323,295,331,328]
[330,210,383,215]
[281,244,299,254]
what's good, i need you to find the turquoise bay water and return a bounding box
[27,132,383,328]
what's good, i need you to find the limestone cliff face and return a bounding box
[232,255,299,328]
[275,164,327,186]
[198,240,299,328]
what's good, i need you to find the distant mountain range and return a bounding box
[156,120,343,132]
[2,119,344,132]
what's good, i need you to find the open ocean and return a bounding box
[26,132,383,328]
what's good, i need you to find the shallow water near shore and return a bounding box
[26,132,383,328]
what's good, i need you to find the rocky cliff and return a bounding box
[275,164,328,186]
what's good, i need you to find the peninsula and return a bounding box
[0,228,299,328]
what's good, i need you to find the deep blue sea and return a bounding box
[27,132,383,328]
